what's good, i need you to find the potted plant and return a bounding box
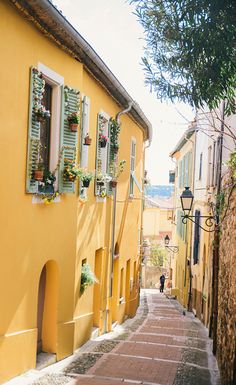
[80,263,97,294]
[38,170,56,194]
[67,112,80,132]
[63,159,82,182]
[34,105,51,122]
[84,133,92,146]
[80,170,94,188]
[34,163,44,181]
[109,160,126,188]
[99,134,108,148]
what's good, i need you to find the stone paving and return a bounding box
[5,289,221,385]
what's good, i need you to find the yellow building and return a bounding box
[0,1,152,382]
[143,196,173,241]
[170,126,195,308]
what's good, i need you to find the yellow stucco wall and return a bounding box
[0,2,143,382]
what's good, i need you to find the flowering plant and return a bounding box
[68,112,80,124]
[63,159,82,182]
[96,172,112,183]
[34,105,50,119]
[99,134,109,144]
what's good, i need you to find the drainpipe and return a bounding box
[211,101,225,354]
[109,102,133,298]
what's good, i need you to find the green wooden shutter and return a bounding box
[59,85,80,193]
[107,121,113,196]
[26,67,45,193]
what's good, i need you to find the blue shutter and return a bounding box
[59,85,80,193]
[26,67,45,193]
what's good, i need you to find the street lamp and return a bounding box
[164,235,179,253]
[180,187,218,232]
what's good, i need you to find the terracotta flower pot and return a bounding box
[69,123,78,132]
[110,180,117,188]
[34,170,44,181]
[82,179,90,188]
[84,136,92,145]
[100,139,107,148]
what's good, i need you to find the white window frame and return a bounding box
[32,63,64,203]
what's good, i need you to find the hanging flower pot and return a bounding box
[34,170,44,181]
[100,138,107,148]
[84,134,92,145]
[82,179,90,188]
[110,180,117,188]
[67,112,80,132]
[70,123,78,132]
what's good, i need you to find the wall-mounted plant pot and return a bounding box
[97,180,104,186]
[82,180,90,188]
[84,136,92,145]
[110,180,117,188]
[34,170,44,181]
[100,139,107,148]
[69,123,78,132]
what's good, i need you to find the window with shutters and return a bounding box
[129,139,136,196]
[207,145,212,188]
[26,65,80,198]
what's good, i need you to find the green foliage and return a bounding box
[80,264,97,294]
[80,169,94,182]
[110,118,121,159]
[228,152,236,179]
[150,243,167,267]
[130,0,236,114]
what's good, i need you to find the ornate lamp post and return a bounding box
[164,235,179,253]
[180,187,218,232]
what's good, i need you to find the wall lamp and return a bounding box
[164,235,179,253]
[180,187,218,232]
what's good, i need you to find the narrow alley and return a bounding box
[8,290,220,385]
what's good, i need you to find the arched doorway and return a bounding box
[37,260,59,355]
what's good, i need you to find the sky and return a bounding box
[53,0,195,185]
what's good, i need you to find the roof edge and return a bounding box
[9,0,152,143]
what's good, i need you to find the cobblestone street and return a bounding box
[6,289,220,385]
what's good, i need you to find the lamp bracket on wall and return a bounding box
[181,214,218,233]
[165,245,179,253]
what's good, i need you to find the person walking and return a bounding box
[159,274,165,293]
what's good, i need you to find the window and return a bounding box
[199,153,203,180]
[193,210,200,264]
[26,65,80,196]
[207,145,212,188]
[129,139,136,195]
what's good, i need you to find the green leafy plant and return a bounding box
[68,112,80,124]
[80,263,97,294]
[110,118,121,157]
[228,152,236,179]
